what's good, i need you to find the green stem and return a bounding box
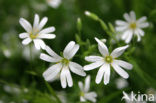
[44,81,61,103]
[98,19,120,46]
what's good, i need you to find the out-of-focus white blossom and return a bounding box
[19,14,56,50]
[115,11,149,43]
[115,78,128,89]
[78,75,97,103]
[46,0,61,8]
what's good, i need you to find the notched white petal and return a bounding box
[95,37,109,56]
[19,33,29,39]
[40,53,60,63]
[111,45,129,58]
[43,63,62,81]
[67,44,79,59]
[114,60,133,70]
[85,56,103,62]
[69,62,86,76]
[38,34,56,39]
[19,18,32,33]
[60,68,67,88]
[22,38,32,45]
[112,62,129,79]
[84,61,104,71]
[45,46,62,59]
[39,26,55,34]
[84,75,90,92]
[38,17,48,30]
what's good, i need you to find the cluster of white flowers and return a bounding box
[18,10,149,102]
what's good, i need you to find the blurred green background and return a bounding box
[0,0,156,103]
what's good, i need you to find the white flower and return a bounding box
[46,0,61,8]
[84,37,133,85]
[40,41,86,88]
[19,14,56,50]
[115,11,149,43]
[115,78,128,89]
[3,49,11,58]
[78,75,97,103]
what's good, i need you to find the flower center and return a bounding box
[80,91,84,97]
[61,58,69,65]
[105,56,113,63]
[129,22,137,29]
[30,33,38,39]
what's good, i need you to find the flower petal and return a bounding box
[121,30,132,41]
[136,29,144,36]
[104,64,110,85]
[43,63,62,81]
[112,62,129,79]
[114,60,133,70]
[19,18,32,33]
[33,14,40,29]
[60,67,67,88]
[39,26,55,34]
[123,13,131,22]
[115,26,128,31]
[85,56,103,62]
[38,17,48,30]
[115,20,127,26]
[22,38,32,45]
[95,37,109,57]
[65,68,73,87]
[38,34,56,39]
[95,64,105,84]
[111,45,129,58]
[130,11,136,21]
[45,46,62,60]
[69,62,86,76]
[138,22,149,28]
[40,53,60,63]
[80,96,86,102]
[19,33,29,39]
[84,75,90,92]
[84,61,104,71]
[63,41,75,59]
[95,63,110,85]
[68,44,79,59]
[78,81,84,91]
[125,32,133,43]
[84,92,97,102]
[137,16,147,24]
[33,39,46,50]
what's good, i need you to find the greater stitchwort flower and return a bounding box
[78,75,97,103]
[40,41,86,88]
[84,37,133,85]
[19,14,56,50]
[115,11,149,43]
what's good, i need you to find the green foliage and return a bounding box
[0,0,156,103]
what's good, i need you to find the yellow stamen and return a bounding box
[80,92,84,97]
[30,33,38,39]
[105,56,113,63]
[129,22,136,29]
[61,58,69,65]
